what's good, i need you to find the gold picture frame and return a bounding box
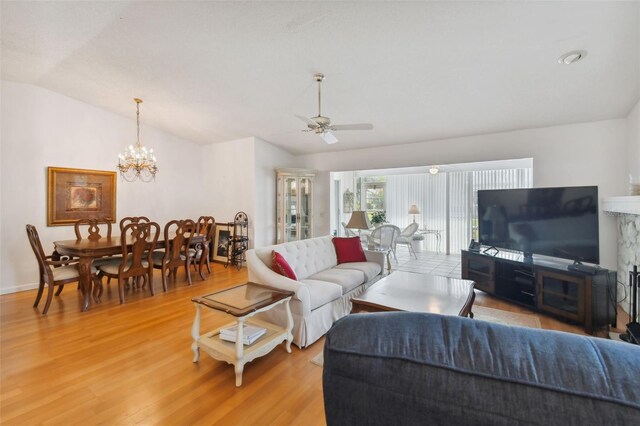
[47,167,117,226]
[213,223,232,263]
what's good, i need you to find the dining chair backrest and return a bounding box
[120,222,159,276]
[74,218,112,241]
[26,224,48,280]
[400,222,419,238]
[163,219,195,266]
[119,216,151,232]
[195,216,216,242]
[371,225,401,250]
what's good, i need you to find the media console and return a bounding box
[461,249,616,334]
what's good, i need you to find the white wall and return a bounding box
[626,99,640,185]
[0,82,204,293]
[201,137,256,246]
[201,136,295,249]
[297,119,628,269]
[253,138,294,247]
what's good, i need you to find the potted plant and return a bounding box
[369,211,386,227]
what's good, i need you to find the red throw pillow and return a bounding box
[272,251,297,280]
[333,236,367,264]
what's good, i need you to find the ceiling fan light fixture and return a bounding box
[558,50,587,65]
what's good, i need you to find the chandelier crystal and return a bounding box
[117,98,158,182]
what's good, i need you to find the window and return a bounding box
[363,181,385,211]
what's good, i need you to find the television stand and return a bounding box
[461,249,616,335]
[567,260,599,275]
[482,245,499,255]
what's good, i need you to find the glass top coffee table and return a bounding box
[191,282,294,386]
[351,271,476,317]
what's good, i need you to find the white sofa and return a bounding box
[246,236,385,348]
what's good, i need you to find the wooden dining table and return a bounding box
[54,233,206,312]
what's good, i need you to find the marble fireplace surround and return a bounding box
[603,196,640,316]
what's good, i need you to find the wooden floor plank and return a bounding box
[0,263,626,424]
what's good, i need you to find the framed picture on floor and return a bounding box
[47,167,117,226]
[213,224,232,263]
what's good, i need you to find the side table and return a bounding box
[191,282,294,386]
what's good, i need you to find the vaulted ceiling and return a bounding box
[2,1,639,154]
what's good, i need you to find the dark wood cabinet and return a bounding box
[461,250,616,334]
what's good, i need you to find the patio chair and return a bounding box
[396,223,419,259]
[367,224,401,262]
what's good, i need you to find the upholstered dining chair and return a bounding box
[119,216,151,232]
[395,222,419,259]
[188,216,215,279]
[26,224,100,314]
[367,224,401,262]
[96,222,160,304]
[152,219,195,290]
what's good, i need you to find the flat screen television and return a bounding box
[478,186,599,264]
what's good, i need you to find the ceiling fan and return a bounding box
[295,73,373,144]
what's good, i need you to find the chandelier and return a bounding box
[117,98,158,182]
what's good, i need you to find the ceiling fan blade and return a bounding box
[320,131,338,145]
[329,123,374,131]
[295,114,319,128]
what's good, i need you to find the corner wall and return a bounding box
[627,99,640,186]
[296,119,628,269]
[0,82,205,293]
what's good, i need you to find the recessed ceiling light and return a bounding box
[558,50,587,65]
[429,166,439,175]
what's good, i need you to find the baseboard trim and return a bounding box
[0,282,39,295]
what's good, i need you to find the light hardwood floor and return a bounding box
[0,264,626,425]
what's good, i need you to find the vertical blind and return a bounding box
[334,167,532,253]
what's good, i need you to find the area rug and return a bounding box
[472,306,542,329]
[310,307,541,368]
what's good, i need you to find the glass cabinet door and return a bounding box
[298,177,313,240]
[285,177,297,242]
[276,169,315,244]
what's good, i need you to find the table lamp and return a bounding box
[346,211,372,238]
[408,204,421,223]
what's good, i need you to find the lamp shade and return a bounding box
[408,204,421,215]
[346,211,371,230]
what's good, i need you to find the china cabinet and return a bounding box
[276,168,316,244]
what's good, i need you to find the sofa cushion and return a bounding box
[299,279,343,311]
[272,251,297,280]
[308,268,365,294]
[332,237,367,264]
[335,262,382,282]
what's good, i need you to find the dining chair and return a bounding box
[119,216,151,232]
[188,216,215,279]
[74,218,113,241]
[26,224,100,314]
[96,222,160,304]
[395,223,419,259]
[367,224,401,262]
[152,219,195,290]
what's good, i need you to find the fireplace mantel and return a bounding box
[602,196,640,215]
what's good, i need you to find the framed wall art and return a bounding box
[47,167,117,226]
[213,223,232,263]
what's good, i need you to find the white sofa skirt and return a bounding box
[256,276,381,348]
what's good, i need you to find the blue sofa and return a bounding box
[323,313,640,425]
